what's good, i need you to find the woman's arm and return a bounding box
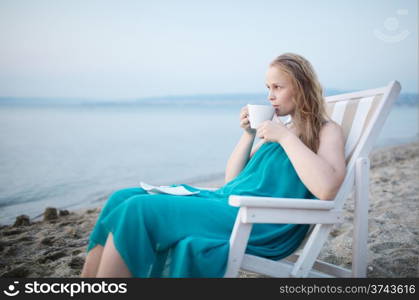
[280,122,346,200]
[224,131,256,184]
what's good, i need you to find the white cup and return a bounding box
[247,104,275,129]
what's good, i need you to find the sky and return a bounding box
[0,0,417,99]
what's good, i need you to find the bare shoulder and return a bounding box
[319,120,344,145]
[317,120,346,177]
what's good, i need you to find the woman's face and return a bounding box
[265,66,296,117]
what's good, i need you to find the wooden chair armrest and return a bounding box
[228,195,335,210]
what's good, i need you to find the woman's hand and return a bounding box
[256,119,292,143]
[239,106,256,135]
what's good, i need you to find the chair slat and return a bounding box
[344,95,375,158]
[329,100,347,126]
[326,93,384,163]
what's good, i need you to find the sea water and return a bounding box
[0,101,417,225]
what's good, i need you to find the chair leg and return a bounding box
[224,208,253,277]
[291,223,334,277]
[352,157,370,277]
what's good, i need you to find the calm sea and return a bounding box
[0,101,417,225]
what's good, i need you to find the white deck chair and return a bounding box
[198,80,401,277]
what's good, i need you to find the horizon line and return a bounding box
[0,88,417,102]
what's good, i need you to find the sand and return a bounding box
[0,141,418,278]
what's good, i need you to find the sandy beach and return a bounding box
[0,141,418,278]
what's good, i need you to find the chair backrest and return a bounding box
[326,92,383,164]
[325,80,401,207]
[289,81,401,275]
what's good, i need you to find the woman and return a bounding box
[80,53,346,278]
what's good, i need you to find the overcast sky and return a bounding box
[0,0,417,99]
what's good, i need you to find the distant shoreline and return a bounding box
[0,90,417,106]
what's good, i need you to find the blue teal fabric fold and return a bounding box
[86,141,317,277]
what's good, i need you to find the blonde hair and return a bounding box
[269,53,330,153]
